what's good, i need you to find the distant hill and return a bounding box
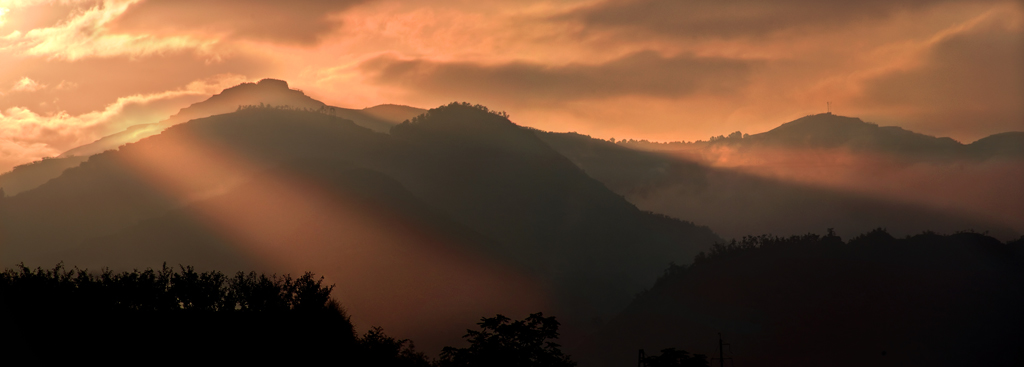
[746,113,964,157]
[576,231,1024,367]
[624,113,1024,161]
[1,103,719,352]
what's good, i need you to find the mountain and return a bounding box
[1,103,720,352]
[59,79,423,158]
[628,113,1024,161]
[743,113,965,157]
[59,79,327,158]
[0,79,424,197]
[967,131,1024,158]
[575,231,1024,367]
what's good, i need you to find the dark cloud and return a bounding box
[562,0,988,38]
[360,51,757,104]
[109,0,371,45]
[861,21,1024,139]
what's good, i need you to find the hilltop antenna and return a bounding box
[827,101,832,115]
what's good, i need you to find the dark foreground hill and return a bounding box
[576,231,1024,367]
[0,103,719,352]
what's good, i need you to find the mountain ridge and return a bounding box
[1,103,721,352]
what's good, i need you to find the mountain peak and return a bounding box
[747,113,963,155]
[257,78,289,89]
[390,102,551,156]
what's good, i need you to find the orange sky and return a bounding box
[1,0,1022,172]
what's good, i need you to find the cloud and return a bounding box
[10,76,44,91]
[859,12,1024,139]
[0,74,248,172]
[360,50,757,105]
[108,0,372,45]
[560,0,1000,39]
[0,51,268,115]
[0,0,204,60]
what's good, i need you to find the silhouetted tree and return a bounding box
[0,263,359,362]
[438,312,576,367]
[357,326,432,367]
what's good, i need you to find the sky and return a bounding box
[0,0,1022,172]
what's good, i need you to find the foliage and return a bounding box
[236,102,339,117]
[438,312,576,367]
[402,102,510,125]
[693,229,843,265]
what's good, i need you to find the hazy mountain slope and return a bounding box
[363,104,426,123]
[575,232,1024,367]
[0,156,88,196]
[346,104,426,133]
[537,131,1019,240]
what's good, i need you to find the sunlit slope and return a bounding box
[1,108,388,263]
[0,103,720,347]
[61,159,544,353]
[575,232,1024,367]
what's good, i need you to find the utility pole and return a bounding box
[719,333,725,367]
[711,333,733,367]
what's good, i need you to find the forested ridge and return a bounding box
[578,230,1024,367]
